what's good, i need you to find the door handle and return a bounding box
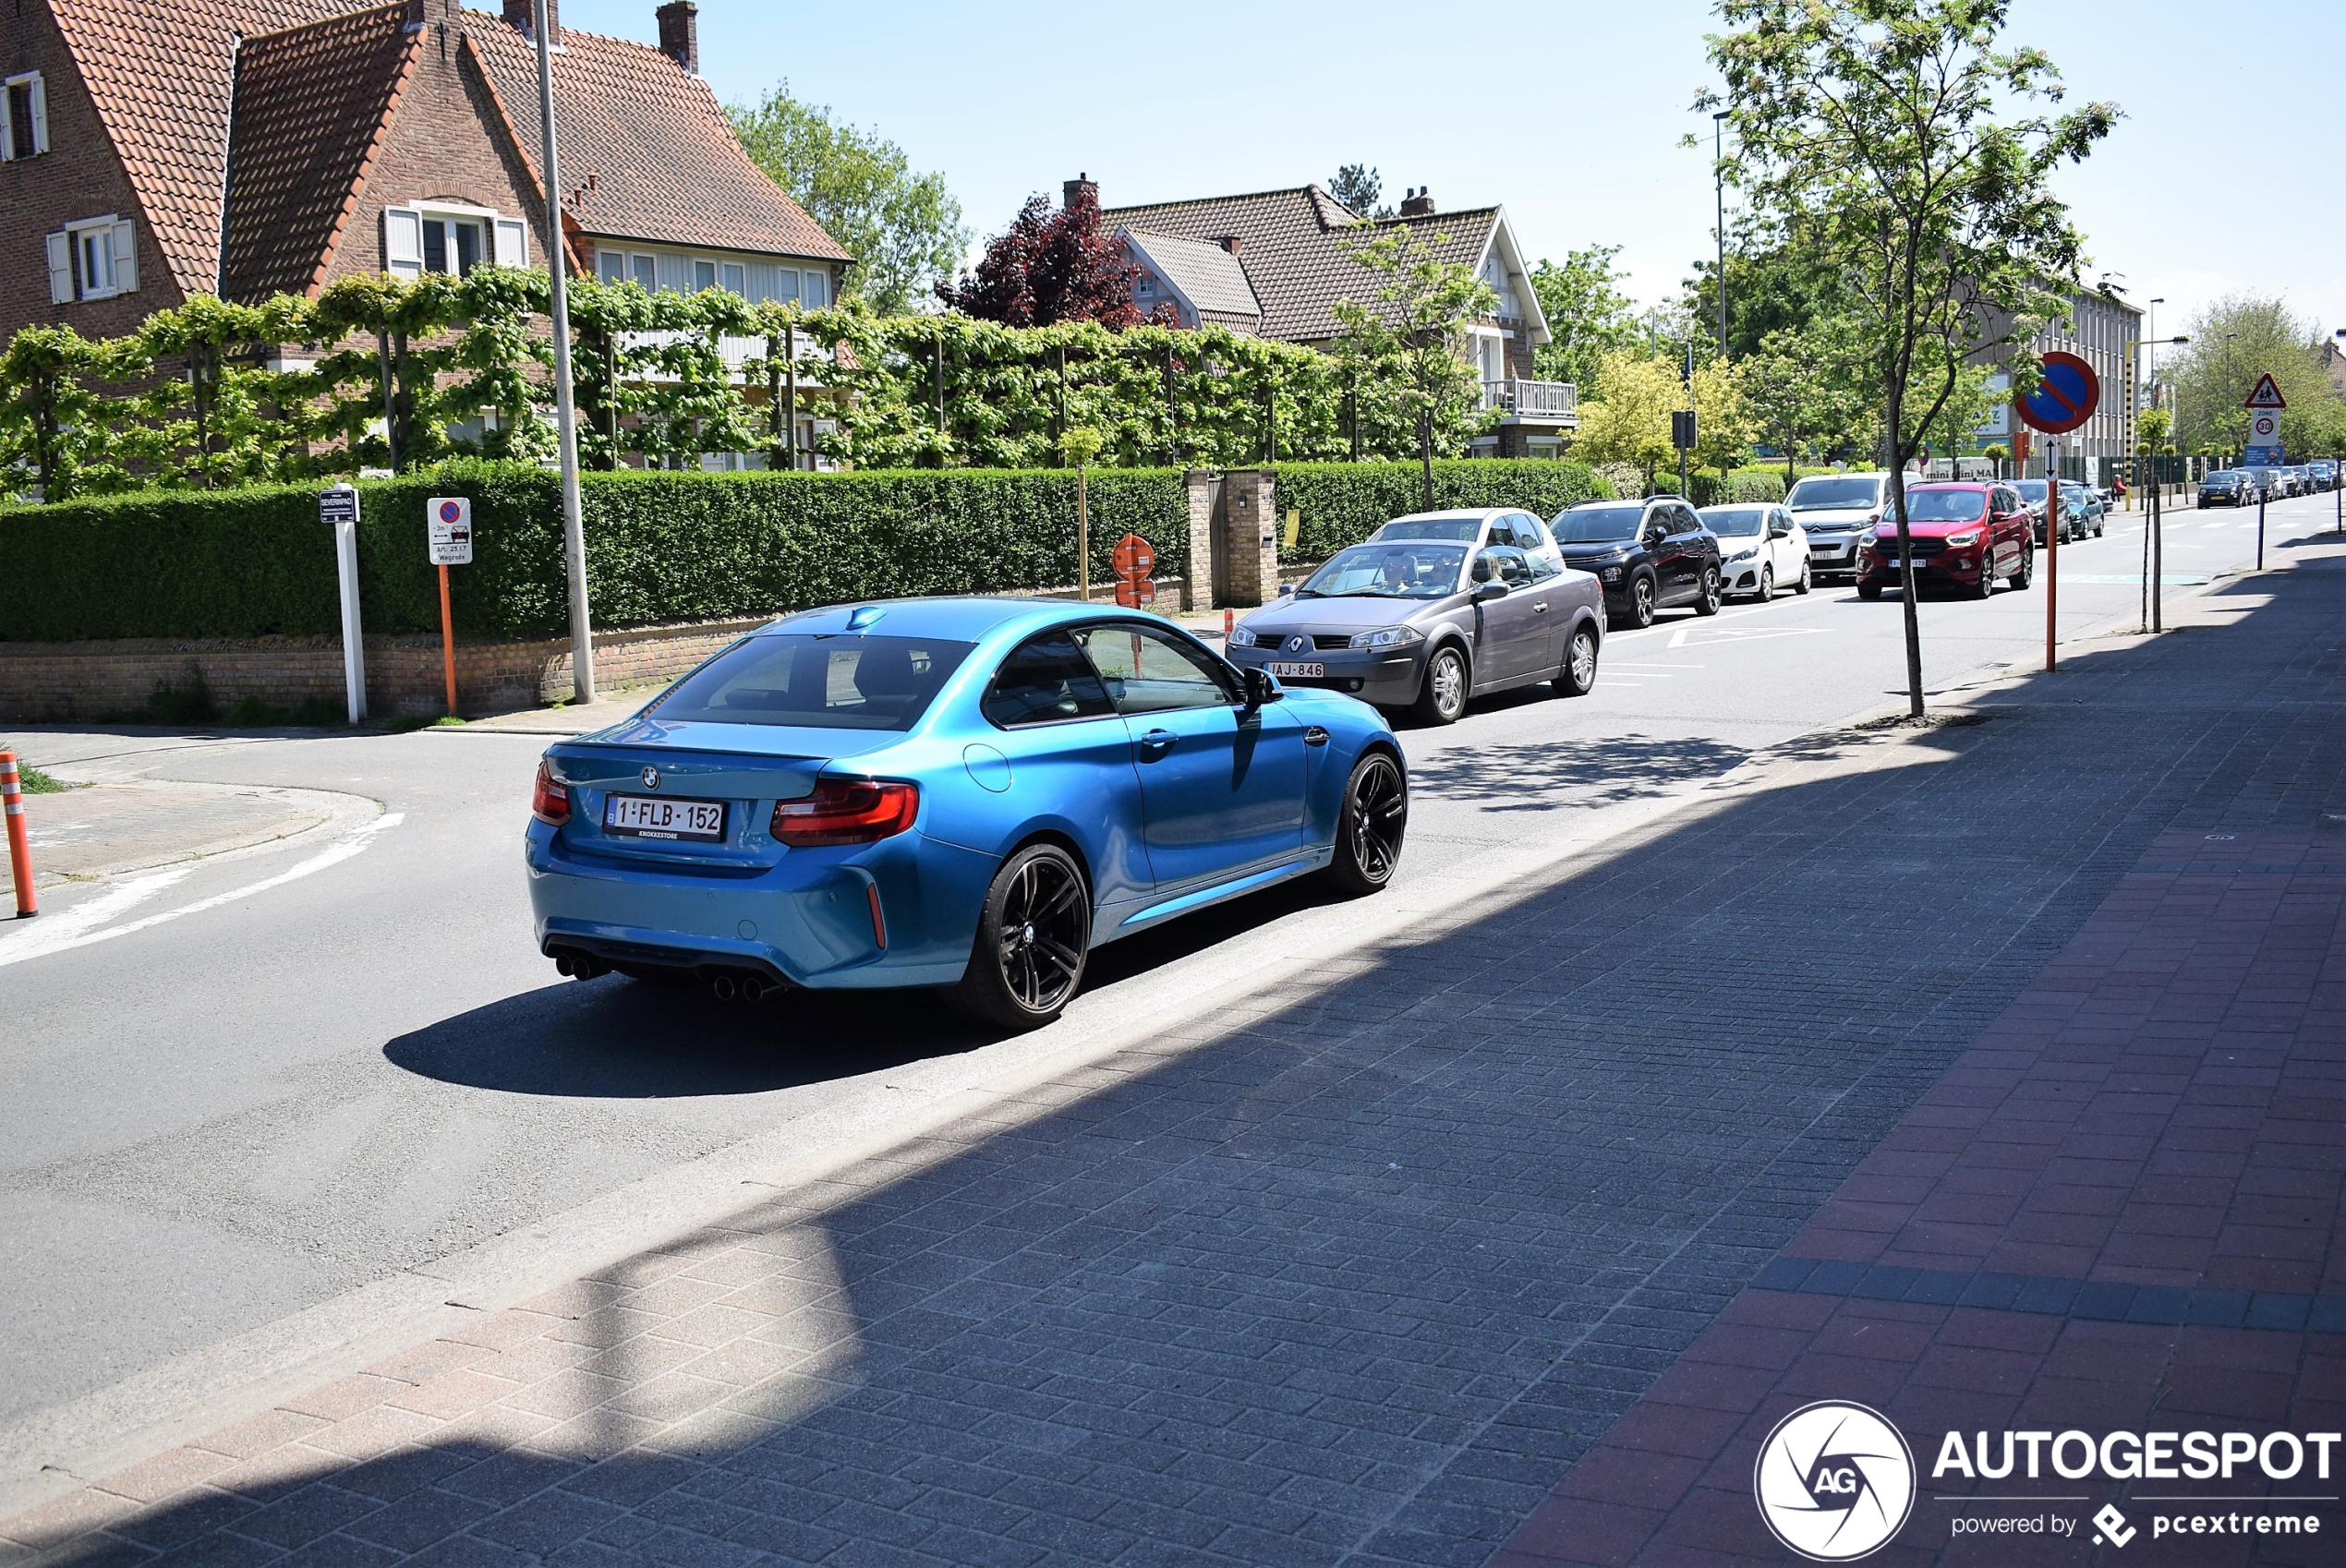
[1140,729,1176,753]
[1303,726,1329,747]
[1531,601,1548,611]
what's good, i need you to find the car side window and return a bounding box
[1670,505,1699,534]
[1478,546,1535,586]
[983,633,1116,728]
[1073,623,1237,716]
[1523,549,1561,582]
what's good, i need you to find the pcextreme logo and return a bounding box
[1754,1402,1917,1561]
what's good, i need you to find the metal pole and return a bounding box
[1713,112,1729,359]
[334,512,367,722]
[438,562,458,717]
[535,0,595,705]
[2150,466,2163,633]
[2257,492,2266,571]
[2044,442,2060,672]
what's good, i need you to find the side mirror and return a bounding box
[1770,521,1790,538]
[1276,581,1295,597]
[1473,579,1511,602]
[1242,667,1284,708]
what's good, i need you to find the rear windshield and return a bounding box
[2015,480,2049,501]
[1700,507,1768,537]
[648,633,974,730]
[1786,476,1880,510]
[1900,489,1988,523]
[1553,505,1648,543]
[1372,517,1481,542]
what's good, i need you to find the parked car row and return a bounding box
[2206,464,2340,505]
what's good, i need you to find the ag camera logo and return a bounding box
[1754,1401,1917,1561]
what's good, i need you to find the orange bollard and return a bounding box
[1,751,36,919]
[1223,608,1234,643]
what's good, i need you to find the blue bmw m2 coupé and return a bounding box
[526,597,1408,1029]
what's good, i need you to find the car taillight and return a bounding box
[771,778,919,848]
[532,760,570,825]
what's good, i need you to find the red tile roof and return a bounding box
[461,12,849,261]
[219,5,421,301]
[49,0,345,297]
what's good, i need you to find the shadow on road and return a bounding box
[1409,731,1749,811]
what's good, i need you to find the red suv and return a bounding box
[1855,482,2034,600]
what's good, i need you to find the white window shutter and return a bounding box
[45,231,72,302]
[0,85,13,162]
[383,207,423,278]
[109,221,136,294]
[493,217,526,267]
[30,76,46,155]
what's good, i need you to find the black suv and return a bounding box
[1549,496,1724,629]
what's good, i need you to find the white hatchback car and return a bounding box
[1699,503,1811,599]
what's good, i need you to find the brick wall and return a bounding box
[0,615,773,722]
[320,12,552,289]
[0,1,175,344]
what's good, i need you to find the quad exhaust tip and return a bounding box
[710,971,774,1003]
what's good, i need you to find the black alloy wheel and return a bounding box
[1324,751,1408,896]
[1410,645,1469,726]
[1627,575,1657,629]
[949,843,1091,1030]
[1694,566,1723,616]
[1554,623,1599,697]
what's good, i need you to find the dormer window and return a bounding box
[2,72,48,160]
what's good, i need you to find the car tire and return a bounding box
[1322,751,1408,896]
[1553,623,1599,696]
[1694,566,1723,616]
[1627,574,1657,629]
[947,843,1090,1031]
[1856,581,1883,601]
[1794,560,1812,595]
[2010,544,2033,590]
[1759,565,1775,601]
[1410,645,1469,726]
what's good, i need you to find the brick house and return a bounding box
[1096,180,1578,458]
[3,0,847,366]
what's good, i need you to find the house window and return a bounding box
[382,203,520,279]
[597,249,828,304]
[694,259,718,292]
[44,214,135,304]
[803,270,828,308]
[720,262,744,296]
[3,72,47,160]
[632,254,657,292]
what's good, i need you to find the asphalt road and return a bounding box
[0,490,2331,1443]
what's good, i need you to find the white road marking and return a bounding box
[0,814,402,970]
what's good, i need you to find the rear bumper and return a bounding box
[525,821,986,988]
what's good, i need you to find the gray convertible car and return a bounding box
[1223,537,1605,725]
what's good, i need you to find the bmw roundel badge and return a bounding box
[641,766,660,790]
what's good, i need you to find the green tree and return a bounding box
[1571,352,1684,492]
[730,84,969,315]
[1331,224,1499,509]
[1711,0,2116,717]
[2167,296,2343,460]
[1743,318,1874,481]
[1527,246,1640,392]
[1327,164,1392,219]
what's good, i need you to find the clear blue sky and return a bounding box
[562,0,2345,343]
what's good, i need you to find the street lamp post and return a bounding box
[1712,112,1730,362]
[535,0,595,706]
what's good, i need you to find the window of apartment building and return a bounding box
[382,203,526,279]
[2,72,48,160]
[44,214,135,304]
[597,247,828,308]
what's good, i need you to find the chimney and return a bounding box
[502,0,558,42]
[403,0,461,26]
[655,1,697,72]
[1399,187,1434,218]
[1062,173,1097,211]
[1215,235,1240,256]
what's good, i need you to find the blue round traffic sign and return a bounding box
[2016,351,2099,435]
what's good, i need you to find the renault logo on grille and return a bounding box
[1287,635,1309,653]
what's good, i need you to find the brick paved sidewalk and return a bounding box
[5,558,2341,1568]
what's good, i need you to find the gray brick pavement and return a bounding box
[7,561,2345,1568]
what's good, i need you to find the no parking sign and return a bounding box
[428,497,474,565]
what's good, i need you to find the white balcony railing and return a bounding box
[1481,378,1577,418]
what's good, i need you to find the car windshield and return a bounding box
[1372,517,1481,542]
[1297,542,1468,599]
[1786,476,1880,511]
[647,633,974,730]
[2015,480,2049,501]
[1553,505,1648,543]
[1701,507,1769,537]
[1900,489,1989,523]
[2206,472,2238,483]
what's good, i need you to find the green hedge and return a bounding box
[1276,459,1614,561]
[1,458,1622,643]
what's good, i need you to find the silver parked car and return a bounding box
[1225,537,1605,725]
[1364,507,1568,574]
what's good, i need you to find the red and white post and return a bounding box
[1,751,37,919]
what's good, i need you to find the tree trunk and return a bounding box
[1419,409,1434,511]
[1885,398,1925,718]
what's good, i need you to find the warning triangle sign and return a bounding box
[2243,373,2287,410]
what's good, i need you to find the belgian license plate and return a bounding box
[603,794,727,841]
[1264,661,1324,678]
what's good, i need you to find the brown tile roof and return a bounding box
[48,0,345,298]
[219,5,420,302]
[1100,185,1499,344]
[461,12,849,262]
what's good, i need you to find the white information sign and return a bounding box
[427,496,474,566]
